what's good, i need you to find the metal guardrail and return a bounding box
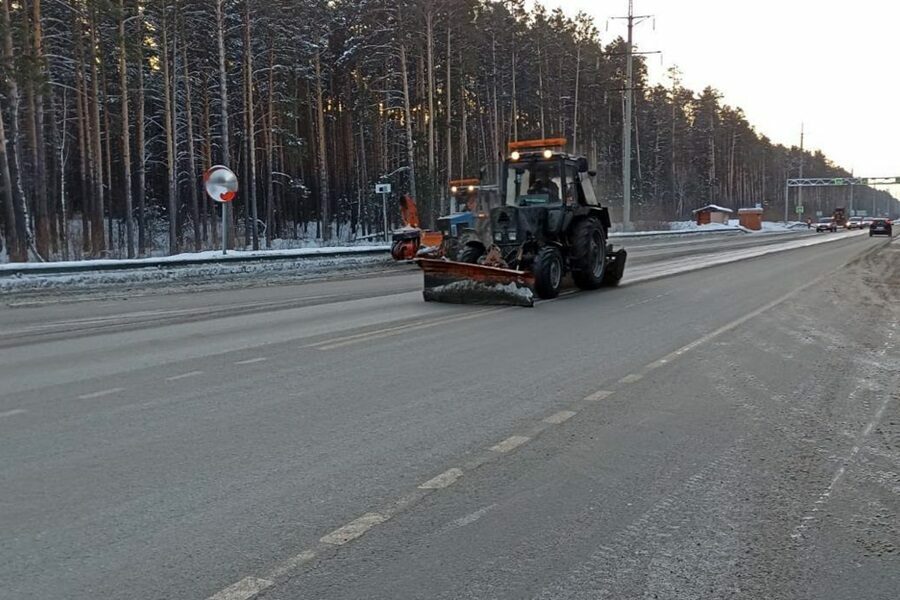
[1,227,803,278]
[0,246,392,277]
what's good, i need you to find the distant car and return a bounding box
[847,216,863,230]
[861,217,874,228]
[869,219,893,237]
[815,217,837,233]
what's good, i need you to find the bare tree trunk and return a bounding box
[161,13,178,253]
[511,48,517,142]
[243,0,259,249]
[399,44,417,200]
[72,8,90,255]
[118,0,134,257]
[99,48,114,250]
[572,45,580,154]
[314,48,330,240]
[0,95,25,261]
[135,8,147,254]
[425,7,435,195]
[203,80,218,247]
[216,0,231,249]
[537,44,545,140]
[51,90,68,259]
[88,9,106,256]
[265,46,276,247]
[445,24,452,214]
[29,0,50,259]
[1,0,30,261]
[182,42,200,251]
[459,53,467,180]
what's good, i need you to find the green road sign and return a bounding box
[795,205,804,214]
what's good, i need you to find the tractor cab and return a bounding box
[449,178,481,213]
[437,212,477,238]
[503,138,600,209]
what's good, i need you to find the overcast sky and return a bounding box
[535,0,900,179]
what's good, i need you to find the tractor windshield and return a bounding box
[505,160,563,206]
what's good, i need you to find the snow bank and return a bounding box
[668,221,748,232]
[0,245,390,274]
[0,252,394,295]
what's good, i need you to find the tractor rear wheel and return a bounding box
[533,246,563,299]
[571,218,607,290]
[458,244,485,264]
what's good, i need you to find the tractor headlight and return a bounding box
[508,231,517,242]
[543,149,553,159]
[494,232,504,242]
[510,151,520,161]
[450,186,458,194]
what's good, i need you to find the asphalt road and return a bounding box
[1,230,897,599]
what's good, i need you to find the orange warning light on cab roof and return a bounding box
[449,178,481,188]
[507,138,567,152]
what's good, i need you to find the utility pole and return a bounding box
[798,123,804,217]
[849,168,854,215]
[612,1,655,232]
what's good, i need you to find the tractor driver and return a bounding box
[527,178,560,203]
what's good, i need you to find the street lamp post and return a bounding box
[377,166,411,241]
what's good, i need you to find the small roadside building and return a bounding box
[738,207,764,231]
[692,204,734,226]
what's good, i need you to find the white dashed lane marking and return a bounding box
[543,410,577,425]
[0,409,27,420]
[166,370,204,382]
[205,576,273,600]
[320,513,387,546]
[490,435,531,453]
[585,390,614,402]
[77,387,125,400]
[234,357,267,366]
[418,468,463,490]
[265,550,317,580]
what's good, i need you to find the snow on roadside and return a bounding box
[0,252,396,296]
[0,244,390,273]
[669,221,747,232]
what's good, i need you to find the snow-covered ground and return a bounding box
[0,245,389,274]
[668,221,747,233]
[0,252,396,297]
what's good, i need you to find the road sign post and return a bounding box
[375,182,392,242]
[204,166,238,255]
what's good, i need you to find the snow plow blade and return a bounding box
[415,259,536,307]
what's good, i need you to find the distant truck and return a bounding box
[832,207,847,228]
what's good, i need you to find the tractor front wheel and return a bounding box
[533,246,563,299]
[458,244,485,264]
